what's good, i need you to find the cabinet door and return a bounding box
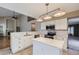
[33,41,43,55]
[11,32,33,53]
[55,18,67,30]
[40,43,61,55]
[41,21,55,30]
[11,33,24,53]
[33,41,61,55]
[18,39,24,51]
[11,37,20,53]
[22,36,32,49]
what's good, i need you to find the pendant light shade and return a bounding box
[43,15,52,20]
[53,10,66,17]
[37,18,43,22]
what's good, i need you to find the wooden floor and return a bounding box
[0,36,10,49]
[0,47,32,55]
[15,46,32,55]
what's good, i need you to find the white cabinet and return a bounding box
[40,18,67,30]
[41,21,55,30]
[22,36,32,49]
[11,32,33,54]
[33,40,62,55]
[55,18,67,30]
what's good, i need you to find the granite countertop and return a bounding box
[33,37,65,49]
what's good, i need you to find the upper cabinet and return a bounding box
[40,18,68,30]
[55,18,68,30]
[41,21,55,30]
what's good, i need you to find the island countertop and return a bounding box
[33,37,65,49]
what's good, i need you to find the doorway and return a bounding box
[6,18,16,36]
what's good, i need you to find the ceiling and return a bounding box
[0,3,79,18]
[0,7,20,16]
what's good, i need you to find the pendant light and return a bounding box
[37,18,43,22]
[53,8,66,17]
[43,3,52,20]
[37,3,66,22]
[37,3,52,22]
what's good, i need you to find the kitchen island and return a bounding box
[33,37,65,55]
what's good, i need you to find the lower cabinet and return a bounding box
[11,32,33,54]
[33,40,62,55]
